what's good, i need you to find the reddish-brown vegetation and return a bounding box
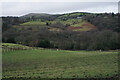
[67,26,82,30]
[67,21,97,31]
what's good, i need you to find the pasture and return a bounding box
[2,46,118,79]
[18,18,97,32]
[20,20,46,26]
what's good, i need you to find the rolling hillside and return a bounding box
[18,14,98,32]
[2,12,119,32]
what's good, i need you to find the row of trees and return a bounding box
[3,26,120,50]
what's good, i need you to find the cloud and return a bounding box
[1,2,118,16]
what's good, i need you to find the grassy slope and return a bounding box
[20,20,46,26]
[19,18,97,32]
[3,48,118,78]
[2,43,31,50]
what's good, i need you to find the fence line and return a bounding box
[2,47,39,52]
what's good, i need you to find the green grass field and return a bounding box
[20,20,46,26]
[2,47,118,78]
[18,18,97,32]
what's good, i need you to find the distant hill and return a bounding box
[20,13,60,22]
[18,17,97,32]
[21,12,89,18]
[17,12,99,32]
[21,13,51,18]
[2,12,119,32]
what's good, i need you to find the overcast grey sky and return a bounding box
[0,2,118,16]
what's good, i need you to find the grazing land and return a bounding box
[2,43,118,78]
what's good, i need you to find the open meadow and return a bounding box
[2,43,118,79]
